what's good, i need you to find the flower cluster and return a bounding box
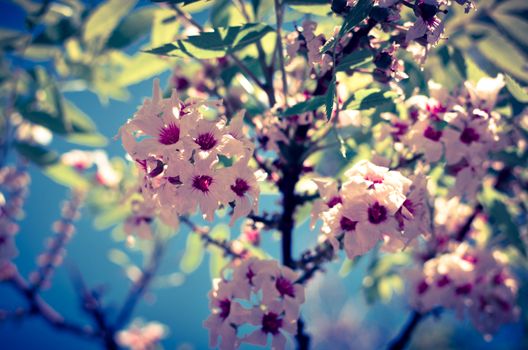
[119,80,260,226]
[204,258,305,350]
[0,166,29,280]
[407,243,520,335]
[379,75,505,198]
[116,320,167,350]
[313,160,430,259]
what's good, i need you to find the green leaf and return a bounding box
[505,74,528,103]
[492,12,528,48]
[481,187,527,257]
[325,79,336,121]
[336,50,372,71]
[116,54,172,87]
[83,0,139,48]
[209,247,228,279]
[94,204,131,230]
[207,223,231,278]
[339,256,362,277]
[43,163,91,190]
[62,100,97,133]
[180,233,205,274]
[344,89,396,110]
[475,28,528,82]
[14,141,58,166]
[65,133,108,147]
[450,46,467,80]
[150,9,180,47]
[282,95,325,117]
[339,0,373,37]
[145,23,273,59]
[289,4,331,15]
[107,7,157,49]
[108,249,130,266]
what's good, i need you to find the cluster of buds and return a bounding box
[0,166,30,280]
[312,160,430,259]
[407,243,520,336]
[204,258,305,350]
[29,190,85,289]
[379,75,506,198]
[119,80,261,227]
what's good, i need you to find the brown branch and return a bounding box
[8,273,99,339]
[180,216,244,259]
[114,238,166,329]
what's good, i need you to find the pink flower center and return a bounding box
[262,312,282,335]
[275,276,295,298]
[423,125,442,141]
[218,298,231,320]
[231,178,250,197]
[167,176,182,185]
[147,160,164,178]
[365,174,384,185]
[403,199,415,215]
[192,175,213,193]
[459,127,480,145]
[246,267,255,285]
[462,254,478,264]
[392,122,409,137]
[326,196,342,208]
[195,132,217,151]
[158,122,180,145]
[340,216,357,231]
[436,274,451,287]
[368,202,387,224]
[134,216,153,225]
[455,283,472,295]
[418,2,439,23]
[493,272,506,285]
[417,279,429,295]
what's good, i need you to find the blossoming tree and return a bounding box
[1,0,528,349]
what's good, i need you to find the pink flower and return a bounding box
[184,118,244,160]
[242,300,298,350]
[120,79,186,160]
[342,160,411,212]
[310,178,342,229]
[225,160,261,225]
[61,150,94,171]
[253,262,305,318]
[464,74,505,112]
[403,120,444,162]
[116,321,167,350]
[406,0,445,45]
[178,158,229,221]
[408,243,520,335]
[346,193,401,258]
[203,280,243,350]
[397,173,431,244]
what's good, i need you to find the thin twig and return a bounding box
[8,273,98,339]
[180,216,244,259]
[273,0,288,104]
[114,238,166,329]
[387,311,424,350]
